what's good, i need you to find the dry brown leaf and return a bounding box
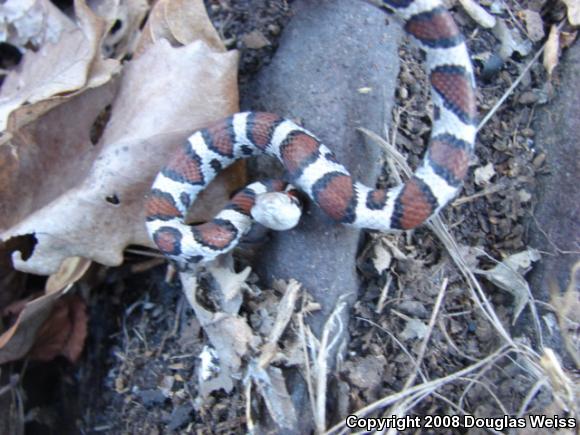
[27,294,87,362]
[476,249,541,323]
[250,365,298,429]
[458,0,496,29]
[241,30,271,49]
[560,30,578,49]
[0,0,120,135]
[88,0,150,58]
[45,256,92,294]
[562,0,580,26]
[181,271,259,397]
[544,25,560,78]
[258,279,301,368]
[135,0,224,57]
[0,253,91,363]
[0,0,76,50]
[0,292,60,363]
[163,0,224,50]
[493,19,532,59]
[372,241,392,275]
[1,37,240,275]
[519,9,545,42]
[76,0,122,88]
[207,262,251,310]
[0,294,88,363]
[0,291,87,363]
[0,82,118,235]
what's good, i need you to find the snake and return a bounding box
[145,0,477,265]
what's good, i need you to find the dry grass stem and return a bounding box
[351,125,577,430]
[477,20,565,132]
[325,346,512,435]
[314,298,348,433]
[258,280,302,368]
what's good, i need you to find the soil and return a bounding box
[3,0,578,434]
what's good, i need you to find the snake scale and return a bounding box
[145,0,477,264]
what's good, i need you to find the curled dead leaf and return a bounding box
[475,249,541,323]
[562,0,580,26]
[0,291,87,363]
[241,30,271,49]
[372,240,392,275]
[88,0,150,58]
[544,25,560,78]
[0,0,76,50]
[136,0,224,56]
[45,256,92,294]
[181,270,259,397]
[248,365,298,430]
[0,0,120,135]
[519,9,545,42]
[207,261,251,310]
[492,19,532,59]
[560,30,578,49]
[458,0,496,29]
[0,252,91,363]
[28,294,87,362]
[1,35,240,275]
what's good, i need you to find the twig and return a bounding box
[532,214,580,256]
[451,182,507,206]
[156,295,184,356]
[298,309,318,425]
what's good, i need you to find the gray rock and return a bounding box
[243,0,401,333]
[137,389,167,407]
[167,404,193,431]
[242,0,402,432]
[525,42,580,360]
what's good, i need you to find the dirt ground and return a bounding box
[1,0,578,434]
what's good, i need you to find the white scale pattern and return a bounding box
[146,0,477,264]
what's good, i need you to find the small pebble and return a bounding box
[400,70,413,84]
[268,24,280,35]
[521,127,534,137]
[397,86,409,100]
[481,53,504,81]
[532,152,546,168]
[138,389,167,407]
[518,91,538,105]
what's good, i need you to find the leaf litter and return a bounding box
[0,0,578,433]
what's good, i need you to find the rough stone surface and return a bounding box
[243,0,401,332]
[525,42,580,357]
[242,1,402,432]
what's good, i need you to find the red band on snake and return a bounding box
[145,0,477,264]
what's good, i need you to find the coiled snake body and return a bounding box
[145,0,477,264]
